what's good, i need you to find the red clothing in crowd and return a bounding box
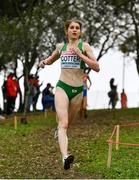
[5,76,19,97]
[121,91,127,108]
[5,74,19,115]
[28,78,39,87]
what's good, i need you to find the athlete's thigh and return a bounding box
[55,87,69,122]
[68,93,83,123]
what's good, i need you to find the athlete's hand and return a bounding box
[39,60,46,68]
[70,47,83,59]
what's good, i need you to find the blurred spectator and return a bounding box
[28,74,38,111]
[80,73,92,118]
[5,73,19,115]
[42,83,55,111]
[33,75,43,111]
[2,77,8,112]
[108,78,118,109]
[121,89,127,108]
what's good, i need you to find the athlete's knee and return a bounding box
[58,120,68,129]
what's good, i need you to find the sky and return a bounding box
[0,49,139,110]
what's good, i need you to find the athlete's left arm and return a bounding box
[82,42,100,72]
[71,42,100,72]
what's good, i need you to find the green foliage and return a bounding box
[0,0,139,74]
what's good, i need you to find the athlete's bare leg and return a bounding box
[55,87,69,159]
[83,96,87,118]
[79,96,87,119]
[55,88,82,160]
[68,93,83,125]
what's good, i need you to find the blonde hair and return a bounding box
[64,19,83,31]
[64,19,83,39]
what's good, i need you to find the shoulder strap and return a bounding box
[60,43,67,52]
[78,40,84,53]
[78,40,86,69]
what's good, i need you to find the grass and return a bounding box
[0,108,139,178]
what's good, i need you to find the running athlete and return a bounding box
[81,73,92,118]
[39,19,100,170]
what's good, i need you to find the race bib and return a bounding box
[61,51,81,69]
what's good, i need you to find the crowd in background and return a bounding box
[2,73,19,115]
[0,73,55,119]
[0,73,128,120]
[108,78,127,109]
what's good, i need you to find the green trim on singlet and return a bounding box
[78,41,83,53]
[78,41,86,69]
[61,43,67,52]
[56,80,83,100]
[60,41,86,69]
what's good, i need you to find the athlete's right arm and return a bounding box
[39,43,63,68]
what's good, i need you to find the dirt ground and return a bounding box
[1,109,135,179]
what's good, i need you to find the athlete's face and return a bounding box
[67,22,81,40]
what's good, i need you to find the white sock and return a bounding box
[62,155,68,163]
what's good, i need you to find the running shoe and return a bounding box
[63,155,74,170]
